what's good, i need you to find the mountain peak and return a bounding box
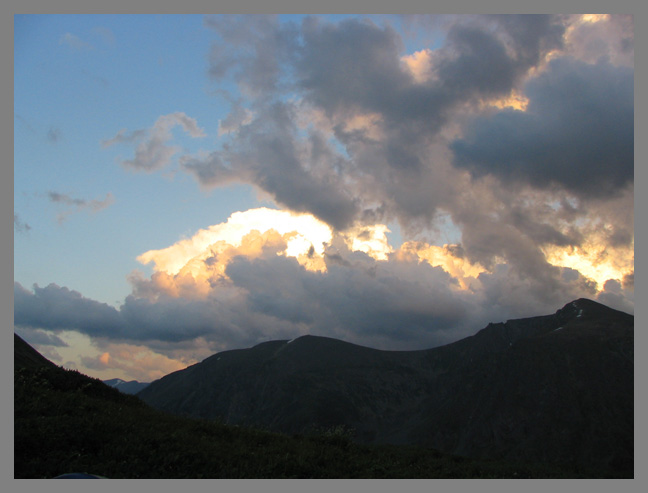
[555,298,633,326]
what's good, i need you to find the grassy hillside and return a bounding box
[14,355,603,478]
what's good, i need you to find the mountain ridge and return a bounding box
[137,298,633,473]
[104,378,151,395]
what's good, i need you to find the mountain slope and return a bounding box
[14,333,58,370]
[137,299,633,474]
[15,333,588,478]
[104,378,150,394]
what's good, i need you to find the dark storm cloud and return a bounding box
[451,57,634,198]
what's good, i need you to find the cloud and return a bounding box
[36,15,633,380]
[205,14,298,96]
[59,32,93,51]
[181,103,360,230]
[79,343,187,382]
[136,207,333,276]
[14,282,126,338]
[105,15,632,247]
[14,282,216,344]
[103,113,206,172]
[101,128,147,147]
[47,191,114,223]
[223,248,473,348]
[12,237,604,359]
[596,278,634,314]
[14,327,68,347]
[451,56,633,198]
[187,15,573,233]
[562,14,633,67]
[47,126,62,143]
[14,214,31,233]
[15,201,627,358]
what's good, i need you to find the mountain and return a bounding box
[14,333,58,370]
[104,378,150,395]
[137,298,634,475]
[15,333,587,477]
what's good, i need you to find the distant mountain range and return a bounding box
[104,378,150,395]
[137,298,634,474]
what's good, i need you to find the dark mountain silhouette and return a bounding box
[15,332,589,477]
[137,298,633,474]
[14,333,58,370]
[104,378,150,394]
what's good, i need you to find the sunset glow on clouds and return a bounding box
[137,208,333,276]
[14,14,634,381]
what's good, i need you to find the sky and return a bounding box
[14,14,634,382]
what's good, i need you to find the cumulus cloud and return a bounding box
[31,15,633,380]
[103,15,633,241]
[180,14,572,235]
[15,200,625,361]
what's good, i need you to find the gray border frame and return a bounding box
[5,3,644,493]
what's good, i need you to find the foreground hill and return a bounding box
[14,335,588,478]
[137,299,634,475]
